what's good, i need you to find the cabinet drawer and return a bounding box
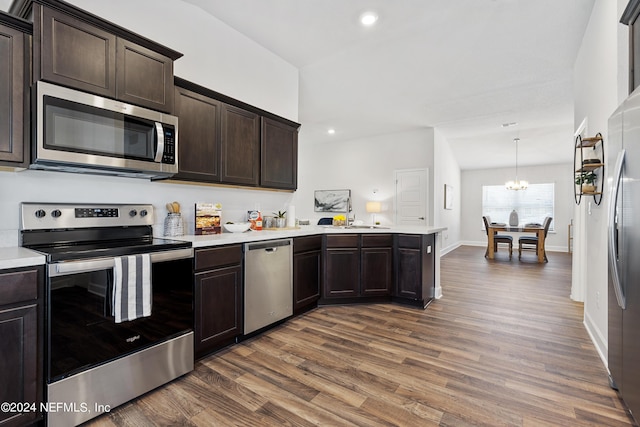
[294,235,322,253]
[325,234,359,248]
[195,245,242,271]
[0,269,38,305]
[362,234,393,248]
[396,234,422,249]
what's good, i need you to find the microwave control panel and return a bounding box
[162,125,176,165]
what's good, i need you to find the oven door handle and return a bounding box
[49,248,193,277]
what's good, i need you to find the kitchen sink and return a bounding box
[344,225,390,229]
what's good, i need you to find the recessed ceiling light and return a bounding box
[327,128,336,135]
[360,11,378,26]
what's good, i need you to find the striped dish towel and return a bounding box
[112,254,152,323]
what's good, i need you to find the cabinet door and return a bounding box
[116,38,174,112]
[361,247,392,296]
[221,104,260,186]
[174,86,221,182]
[0,304,40,426]
[0,23,26,164]
[395,247,422,300]
[195,265,242,358]
[293,250,321,313]
[323,248,359,298]
[261,117,298,190]
[38,5,116,98]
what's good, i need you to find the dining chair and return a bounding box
[482,215,513,259]
[518,216,552,262]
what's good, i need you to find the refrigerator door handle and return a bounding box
[608,149,626,309]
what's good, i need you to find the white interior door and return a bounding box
[394,168,428,226]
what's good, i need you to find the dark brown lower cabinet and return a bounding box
[361,234,393,296]
[323,235,360,299]
[0,266,44,427]
[322,234,393,302]
[394,234,435,308]
[293,236,321,314]
[194,245,242,359]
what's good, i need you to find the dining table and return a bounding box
[487,223,546,263]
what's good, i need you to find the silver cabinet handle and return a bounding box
[608,149,625,309]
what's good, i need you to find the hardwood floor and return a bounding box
[85,246,636,426]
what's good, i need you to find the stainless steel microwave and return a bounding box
[31,81,178,179]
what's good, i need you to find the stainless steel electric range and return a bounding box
[20,203,194,427]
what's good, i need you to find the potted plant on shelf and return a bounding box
[273,210,286,228]
[575,170,597,194]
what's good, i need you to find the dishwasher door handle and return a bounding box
[246,239,291,252]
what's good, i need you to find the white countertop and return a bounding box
[0,247,46,270]
[0,225,446,268]
[172,225,446,248]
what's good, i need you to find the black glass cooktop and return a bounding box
[22,226,191,262]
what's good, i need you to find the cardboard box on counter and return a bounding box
[195,203,222,235]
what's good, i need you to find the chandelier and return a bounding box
[505,137,528,190]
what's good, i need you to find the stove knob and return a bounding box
[35,209,46,218]
[51,209,62,218]
[139,209,148,217]
[129,209,137,217]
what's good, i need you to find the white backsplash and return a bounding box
[0,169,294,247]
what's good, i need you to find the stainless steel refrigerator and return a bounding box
[608,88,640,422]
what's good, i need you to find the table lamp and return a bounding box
[366,201,381,225]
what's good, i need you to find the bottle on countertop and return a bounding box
[255,211,263,230]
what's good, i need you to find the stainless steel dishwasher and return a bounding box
[244,239,293,334]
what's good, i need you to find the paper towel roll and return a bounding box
[287,205,296,227]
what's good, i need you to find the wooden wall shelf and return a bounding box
[574,132,604,205]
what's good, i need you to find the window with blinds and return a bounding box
[482,183,555,230]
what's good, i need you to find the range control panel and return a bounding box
[75,207,120,218]
[21,203,154,230]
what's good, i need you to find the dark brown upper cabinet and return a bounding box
[37,6,116,98]
[116,38,174,111]
[0,12,30,167]
[32,0,181,113]
[174,85,222,182]
[174,77,300,190]
[261,117,298,190]
[221,104,260,186]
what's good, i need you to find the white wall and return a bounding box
[572,0,629,364]
[460,163,574,252]
[433,129,461,254]
[65,0,298,121]
[292,128,437,226]
[0,0,299,246]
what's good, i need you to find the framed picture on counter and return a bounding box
[314,189,351,212]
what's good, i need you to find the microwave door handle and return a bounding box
[154,122,164,162]
[608,149,626,309]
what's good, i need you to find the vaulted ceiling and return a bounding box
[1,0,596,170]
[181,0,596,170]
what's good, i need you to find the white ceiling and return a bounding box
[182,0,596,170]
[0,0,595,170]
